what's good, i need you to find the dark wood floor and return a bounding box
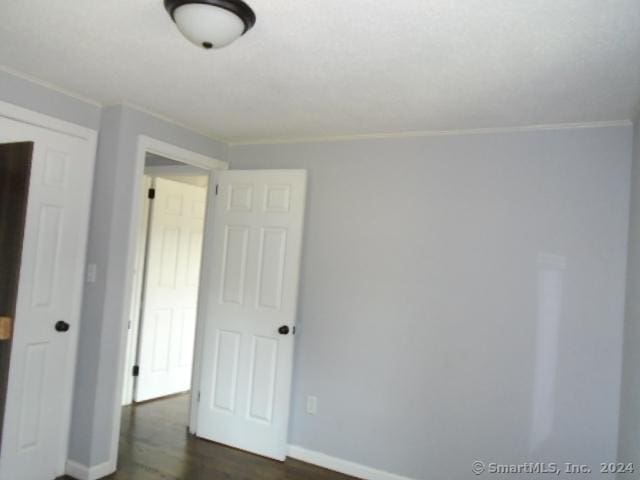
[64,394,356,480]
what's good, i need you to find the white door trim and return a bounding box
[108,135,227,473]
[0,101,98,477]
[144,165,210,177]
[121,175,152,406]
[0,100,97,142]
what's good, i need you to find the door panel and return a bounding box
[247,336,278,423]
[135,177,207,402]
[0,119,94,480]
[220,226,249,304]
[196,170,306,461]
[211,330,241,412]
[19,344,47,449]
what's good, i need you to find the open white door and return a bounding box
[135,177,207,402]
[196,170,307,461]
[0,118,94,480]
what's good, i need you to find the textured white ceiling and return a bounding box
[1,0,639,142]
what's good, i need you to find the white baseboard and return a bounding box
[65,460,114,480]
[287,445,416,480]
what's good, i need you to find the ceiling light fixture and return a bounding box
[164,0,256,49]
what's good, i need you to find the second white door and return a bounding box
[135,177,207,402]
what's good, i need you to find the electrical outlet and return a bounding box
[306,396,317,415]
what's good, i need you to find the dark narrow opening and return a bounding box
[0,142,33,449]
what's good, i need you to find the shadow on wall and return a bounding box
[529,253,565,455]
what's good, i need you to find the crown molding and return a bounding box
[229,120,633,146]
[0,65,633,147]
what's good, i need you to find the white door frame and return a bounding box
[0,101,97,143]
[108,135,227,472]
[144,165,211,178]
[0,100,98,474]
[121,174,152,406]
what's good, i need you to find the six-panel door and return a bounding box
[196,170,307,460]
[136,177,207,402]
[0,118,94,480]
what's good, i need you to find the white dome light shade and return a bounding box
[165,0,256,50]
[174,4,243,48]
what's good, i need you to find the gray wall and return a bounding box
[0,70,101,129]
[67,105,228,467]
[618,113,640,474]
[231,126,633,480]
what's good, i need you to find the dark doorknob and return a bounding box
[278,325,290,335]
[55,320,70,332]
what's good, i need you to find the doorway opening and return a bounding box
[0,142,33,447]
[109,136,228,476]
[122,153,209,406]
[110,136,307,475]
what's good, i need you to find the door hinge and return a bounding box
[132,365,140,377]
[148,188,156,199]
[293,326,296,335]
[215,184,219,196]
[197,391,201,402]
